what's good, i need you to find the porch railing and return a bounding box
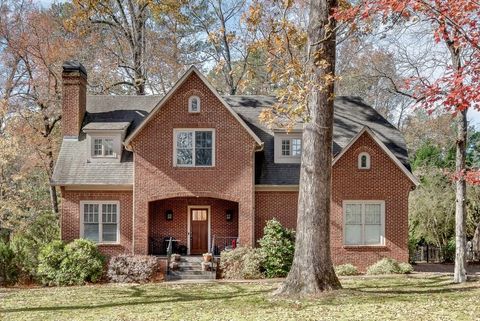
[210,235,239,256]
[166,237,173,275]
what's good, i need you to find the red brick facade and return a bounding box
[149,197,238,252]
[253,132,414,271]
[58,67,414,271]
[60,188,133,257]
[130,72,257,254]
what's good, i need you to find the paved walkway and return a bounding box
[414,263,480,275]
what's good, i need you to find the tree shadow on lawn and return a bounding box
[1,284,272,314]
[274,276,480,309]
[348,275,455,290]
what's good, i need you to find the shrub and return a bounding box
[366,258,413,275]
[258,219,295,278]
[108,255,161,283]
[37,240,66,286]
[0,240,17,285]
[442,238,456,263]
[37,239,104,286]
[335,264,359,276]
[10,211,59,282]
[220,246,263,279]
[61,239,105,285]
[398,262,414,274]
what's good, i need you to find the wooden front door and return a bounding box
[190,208,208,254]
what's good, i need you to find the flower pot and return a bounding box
[172,254,181,261]
[203,253,212,262]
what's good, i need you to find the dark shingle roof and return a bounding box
[224,95,410,185]
[52,94,410,186]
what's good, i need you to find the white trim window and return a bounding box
[274,133,302,163]
[188,96,201,113]
[343,201,385,246]
[174,129,215,167]
[281,138,302,156]
[92,138,115,157]
[80,201,120,243]
[358,152,371,169]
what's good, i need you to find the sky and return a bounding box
[468,109,480,128]
[34,0,480,129]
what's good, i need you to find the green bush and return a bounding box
[334,264,359,276]
[366,258,413,275]
[258,219,295,278]
[10,211,59,282]
[442,238,456,263]
[0,240,17,285]
[398,262,414,274]
[37,239,104,286]
[220,247,263,279]
[61,239,105,285]
[37,240,67,285]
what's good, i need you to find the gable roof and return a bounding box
[332,127,419,186]
[225,95,412,185]
[52,85,413,186]
[123,66,262,149]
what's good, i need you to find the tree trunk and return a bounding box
[454,109,467,283]
[473,222,480,262]
[275,0,341,296]
[47,146,59,214]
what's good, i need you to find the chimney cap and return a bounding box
[62,60,87,76]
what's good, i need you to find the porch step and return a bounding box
[166,256,216,281]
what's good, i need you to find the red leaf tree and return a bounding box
[336,0,480,283]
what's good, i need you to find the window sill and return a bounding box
[173,166,215,169]
[343,245,387,249]
[97,243,122,246]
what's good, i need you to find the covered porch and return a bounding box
[148,197,239,256]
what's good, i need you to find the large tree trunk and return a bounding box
[454,109,467,282]
[275,0,341,296]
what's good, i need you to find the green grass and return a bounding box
[1,275,479,321]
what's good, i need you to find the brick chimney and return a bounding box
[62,61,87,139]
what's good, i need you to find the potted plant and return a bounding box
[203,252,213,262]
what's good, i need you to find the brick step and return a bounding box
[170,270,210,276]
[166,273,216,281]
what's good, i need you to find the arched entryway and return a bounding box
[148,197,239,255]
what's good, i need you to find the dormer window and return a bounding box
[189,96,200,113]
[274,132,302,163]
[358,152,371,169]
[93,138,115,157]
[83,122,130,163]
[281,138,302,156]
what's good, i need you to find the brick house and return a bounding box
[52,61,418,271]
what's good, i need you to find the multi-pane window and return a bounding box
[92,138,114,157]
[189,96,200,113]
[291,139,302,156]
[281,140,290,156]
[281,138,302,157]
[344,201,384,245]
[192,209,208,221]
[175,129,214,166]
[82,202,119,243]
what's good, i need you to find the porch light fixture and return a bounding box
[226,209,234,222]
[165,210,173,221]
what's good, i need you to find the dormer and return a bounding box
[83,122,130,163]
[274,130,303,164]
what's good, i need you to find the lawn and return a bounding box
[1,275,479,321]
